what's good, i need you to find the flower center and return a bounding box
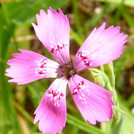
[57,63,76,79]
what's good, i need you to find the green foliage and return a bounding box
[67,114,105,134]
[120,114,134,134]
[0,3,22,134]
[2,0,69,25]
[94,0,134,7]
[114,46,134,88]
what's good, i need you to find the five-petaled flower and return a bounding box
[6,8,127,134]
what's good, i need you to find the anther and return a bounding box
[58,65,64,69]
[69,69,76,76]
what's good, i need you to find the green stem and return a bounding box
[12,32,19,51]
[70,28,83,46]
[1,0,10,25]
[103,63,123,134]
[72,0,83,37]
[14,101,33,123]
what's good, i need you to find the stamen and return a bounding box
[57,63,76,79]
[69,69,76,76]
[58,65,64,69]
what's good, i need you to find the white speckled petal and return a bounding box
[34,78,67,134]
[32,8,70,65]
[5,49,59,85]
[68,74,114,124]
[73,23,127,72]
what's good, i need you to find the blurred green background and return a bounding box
[0,0,134,134]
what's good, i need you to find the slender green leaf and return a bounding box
[122,7,134,28]
[67,114,105,134]
[27,79,49,108]
[94,0,134,7]
[0,3,23,134]
[118,97,134,134]
[111,115,124,134]
[70,28,83,46]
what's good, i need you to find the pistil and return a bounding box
[57,63,76,79]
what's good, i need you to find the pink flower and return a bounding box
[6,8,127,134]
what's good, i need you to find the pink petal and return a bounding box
[32,8,70,65]
[73,23,128,72]
[34,78,67,134]
[5,49,59,85]
[68,74,114,124]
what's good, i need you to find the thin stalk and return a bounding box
[72,0,83,38]
[14,101,34,123]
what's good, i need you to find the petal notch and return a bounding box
[73,23,127,71]
[32,8,70,65]
[6,49,59,85]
